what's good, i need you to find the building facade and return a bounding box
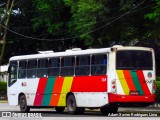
[0,65,8,82]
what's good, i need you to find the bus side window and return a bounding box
[48,58,60,76]
[18,61,27,78]
[37,59,48,78]
[91,54,107,75]
[27,60,37,78]
[8,61,17,87]
[61,57,75,76]
[75,56,90,76]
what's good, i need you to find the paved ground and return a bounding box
[0,102,159,120]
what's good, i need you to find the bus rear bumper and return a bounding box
[108,93,155,103]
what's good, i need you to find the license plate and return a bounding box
[129,90,139,95]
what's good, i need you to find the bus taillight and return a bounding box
[111,80,116,93]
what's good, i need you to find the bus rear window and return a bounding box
[116,50,153,70]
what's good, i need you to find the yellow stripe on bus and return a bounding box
[116,70,130,95]
[58,77,73,106]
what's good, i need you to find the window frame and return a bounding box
[60,56,75,76]
[18,60,27,79]
[91,54,107,75]
[27,59,38,78]
[75,55,91,76]
[8,61,18,87]
[116,50,153,70]
[48,57,60,77]
[37,58,48,78]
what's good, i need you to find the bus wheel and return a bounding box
[67,94,85,114]
[55,107,65,113]
[100,106,118,115]
[19,95,30,112]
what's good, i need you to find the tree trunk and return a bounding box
[0,0,15,66]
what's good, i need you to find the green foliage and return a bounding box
[156,81,160,102]
[64,0,103,47]
[1,0,160,64]
[145,0,160,23]
[63,0,152,47]
[157,77,160,81]
[0,82,7,93]
[32,0,68,34]
[120,0,132,11]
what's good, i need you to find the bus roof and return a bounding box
[9,46,153,61]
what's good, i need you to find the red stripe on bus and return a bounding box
[33,78,48,106]
[109,93,155,103]
[71,76,107,92]
[50,77,64,106]
[136,70,151,95]
[123,70,136,91]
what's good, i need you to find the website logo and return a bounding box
[2,112,11,117]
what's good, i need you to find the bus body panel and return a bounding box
[108,48,156,104]
[7,46,156,110]
[7,92,18,105]
[71,76,107,92]
[8,75,108,107]
[107,51,116,93]
[33,76,107,107]
[116,70,154,96]
[8,83,19,105]
[74,92,108,107]
[108,93,155,103]
[8,78,39,106]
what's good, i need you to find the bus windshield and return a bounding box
[116,50,153,70]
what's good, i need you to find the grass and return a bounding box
[0,100,8,103]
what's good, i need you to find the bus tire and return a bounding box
[100,106,118,115]
[19,95,30,112]
[67,94,85,114]
[55,107,65,113]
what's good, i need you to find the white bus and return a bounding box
[7,45,156,114]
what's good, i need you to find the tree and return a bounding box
[145,0,160,38]
[0,0,15,65]
[145,0,160,22]
[64,0,103,47]
[64,0,155,47]
[0,0,159,64]
[31,0,71,51]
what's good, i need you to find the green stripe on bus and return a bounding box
[42,77,56,106]
[130,70,144,95]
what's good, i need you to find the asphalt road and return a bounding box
[0,102,159,120]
